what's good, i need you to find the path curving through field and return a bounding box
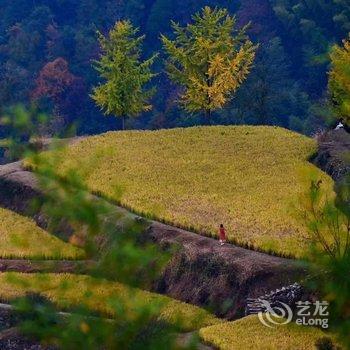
[0,161,306,319]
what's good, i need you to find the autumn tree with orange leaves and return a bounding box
[33,58,77,103]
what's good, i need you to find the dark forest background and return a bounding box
[0,0,349,136]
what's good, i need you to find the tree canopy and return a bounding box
[161,7,256,120]
[329,35,350,127]
[92,21,157,129]
[0,0,350,134]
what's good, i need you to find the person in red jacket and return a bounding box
[219,224,226,246]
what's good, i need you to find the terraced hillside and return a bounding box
[49,126,333,257]
[0,272,221,331]
[0,127,332,349]
[0,160,304,319]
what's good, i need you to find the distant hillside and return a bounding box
[48,126,333,257]
[1,0,348,134]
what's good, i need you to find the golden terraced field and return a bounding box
[0,272,221,331]
[199,315,333,350]
[47,126,333,257]
[0,207,84,259]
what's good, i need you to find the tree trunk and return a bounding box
[202,109,212,125]
[122,116,125,130]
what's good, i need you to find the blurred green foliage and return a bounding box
[0,107,199,349]
[301,174,350,349]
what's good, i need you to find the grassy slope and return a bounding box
[199,315,331,350]
[0,272,221,331]
[50,126,333,257]
[0,208,84,259]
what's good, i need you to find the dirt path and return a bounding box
[0,161,306,318]
[0,259,94,274]
[148,221,305,318]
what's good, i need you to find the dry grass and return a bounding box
[0,208,85,259]
[45,126,333,257]
[199,315,333,350]
[0,272,221,331]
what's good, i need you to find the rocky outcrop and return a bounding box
[0,161,306,319]
[0,161,40,214]
[312,129,350,182]
[245,283,304,315]
[0,161,73,241]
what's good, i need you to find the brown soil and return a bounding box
[312,129,350,182]
[148,222,304,319]
[0,259,94,274]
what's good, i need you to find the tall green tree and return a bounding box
[161,6,256,122]
[92,21,157,129]
[329,35,350,127]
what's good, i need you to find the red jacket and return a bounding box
[219,227,226,240]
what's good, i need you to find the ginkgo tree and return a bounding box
[329,35,350,127]
[161,6,257,122]
[92,21,157,129]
